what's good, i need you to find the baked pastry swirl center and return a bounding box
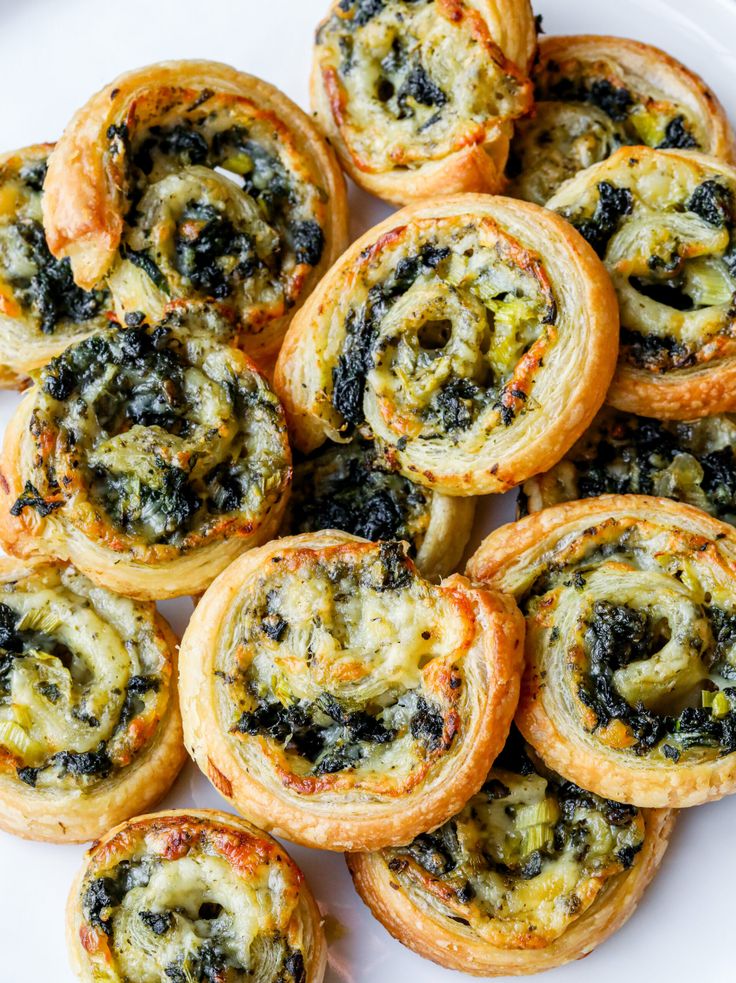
[74,814,318,983]
[5,309,290,559]
[381,732,645,948]
[314,0,531,174]
[547,147,736,416]
[217,540,470,794]
[0,565,172,793]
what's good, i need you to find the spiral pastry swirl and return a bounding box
[468,495,736,807]
[284,436,476,579]
[275,195,618,496]
[0,144,109,387]
[548,147,736,418]
[42,60,348,360]
[348,729,672,975]
[67,810,326,983]
[521,408,736,524]
[0,558,183,842]
[508,36,735,205]
[179,531,524,850]
[311,0,536,203]
[0,306,291,599]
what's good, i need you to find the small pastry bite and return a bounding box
[274,194,619,496]
[348,729,673,975]
[469,494,736,808]
[548,147,736,418]
[508,35,735,204]
[284,435,475,579]
[67,810,326,983]
[0,557,184,842]
[0,144,109,387]
[311,0,536,204]
[42,59,348,361]
[0,306,291,600]
[520,408,736,523]
[179,531,524,850]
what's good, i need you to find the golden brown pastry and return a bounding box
[468,494,736,808]
[0,144,110,387]
[42,60,348,362]
[0,306,291,600]
[508,35,736,204]
[274,194,619,496]
[311,0,536,204]
[179,531,524,850]
[0,557,184,843]
[284,435,476,580]
[348,728,673,976]
[548,147,736,418]
[66,809,326,983]
[520,408,736,523]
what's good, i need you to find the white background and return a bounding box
[0,0,735,980]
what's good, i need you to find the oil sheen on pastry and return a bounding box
[0,144,109,387]
[468,495,736,808]
[311,0,536,203]
[66,810,326,983]
[508,35,735,204]
[274,194,619,496]
[179,531,524,850]
[42,60,348,361]
[0,557,184,842]
[0,306,291,600]
[348,728,672,975]
[548,147,736,418]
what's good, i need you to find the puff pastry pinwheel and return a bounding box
[468,494,736,808]
[284,436,475,580]
[348,728,672,976]
[0,144,110,387]
[67,810,326,983]
[0,307,291,600]
[0,557,184,843]
[274,194,619,496]
[310,0,536,204]
[548,147,736,419]
[521,408,736,524]
[508,35,735,205]
[42,60,348,362]
[179,531,524,851]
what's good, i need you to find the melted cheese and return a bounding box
[0,565,170,790]
[216,541,471,792]
[316,0,530,172]
[386,748,644,947]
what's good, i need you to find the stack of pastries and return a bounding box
[0,1,735,980]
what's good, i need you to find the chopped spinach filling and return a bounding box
[37,317,287,546]
[547,75,633,122]
[224,541,454,777]
[686,180,733,228]
[658,114,698,150]
[84,855,309,982]
[550,411,736,525]
[331,239,546,436]
[174,201,268,299]
[575,600,736,755]
[9,219,107,334]
[288,437,432,548]
[233,686,445,776]
[567,180,633,257]
[386,728,643,923]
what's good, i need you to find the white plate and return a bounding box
[0,0,735,979]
